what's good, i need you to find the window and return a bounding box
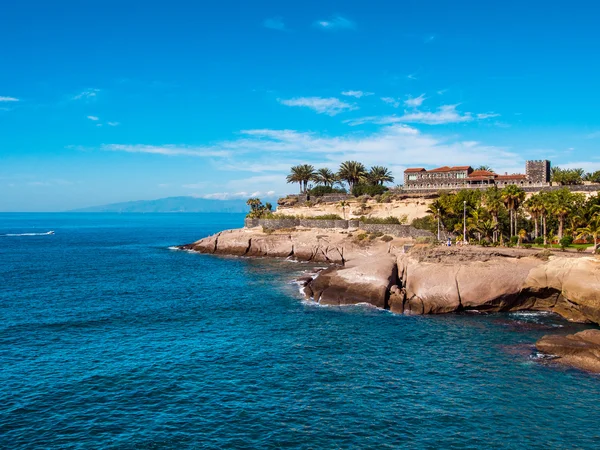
[457,173,466,179]
[408,174,417,181]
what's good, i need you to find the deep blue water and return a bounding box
[1,213,600,449]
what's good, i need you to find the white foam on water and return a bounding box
[2,231,55,236]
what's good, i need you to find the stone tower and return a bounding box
[526,160,551,184]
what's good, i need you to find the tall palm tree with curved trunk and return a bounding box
[475,165,493,172]
[286,164,315,193]
[337,161,367,190]
[312,168,338,187]
[367,166,395,186]
[426,199,446,241]
[482,186,503,242]
[549,188,582,239]
[577,213,600,253]
[501,185,525,237]
[524,195,543,239]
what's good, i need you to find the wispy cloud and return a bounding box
[314,16,355,31]
[87,115,99,121]
[102,144,230,157]
[0,96,19,102]
[476,113,500,119]
[381,97,401,108]
[437,89,448,95]
[198,190,276,200]
[73,89,100,101]
[404,94,426,108]
[263,17,286,31]
[107,121,120,127]
[278,96,358,115]
[586,131,600,139]
[346,105,500,126]
[407,73,418,80]
[341,90,373,98]
[424,34,436,43]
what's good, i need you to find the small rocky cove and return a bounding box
[180,226,600,373]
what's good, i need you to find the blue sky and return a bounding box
[1,0,600,211]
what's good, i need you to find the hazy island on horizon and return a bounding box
[68,196,277,213]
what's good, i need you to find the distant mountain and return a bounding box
[70,196,259,213]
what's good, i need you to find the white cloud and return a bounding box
[476,113,500,119]
[87,115,99,121]
[424,35,436,43]
[341,90,373,98]
[107,121,120,126]
[263,17,286,31]
[347,105,472,125]
[381,97,400,108]
[206,125,523,177]
[314,16,355,30]
[278,97,358,116]
[199,190,277,200]
[404,94,426,108]
[102,144,230,157]
[586,131,600,139]
[0,96,19,102]
[73,89,100,100]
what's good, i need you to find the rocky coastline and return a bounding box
[180,226,600,373]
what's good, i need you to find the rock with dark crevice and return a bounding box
[536,329,600,373]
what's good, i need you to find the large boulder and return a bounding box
[536,329,600,373]
[524,257,600,323]
[307,255,398,308]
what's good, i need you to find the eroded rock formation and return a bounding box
[536,330,600,373]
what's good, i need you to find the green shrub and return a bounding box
[415,236,435,245]
[352,184,388,197]
[411,216,437,233]
[356,233,368,241]
[381,235,394,242]
[534,236,544,245]
[379,192,393,203]
[559,236,573,248]
[360,216,404,225]
[510,236,519,245]
[308,185,347,197]
[306,214,343,220]
[523,244,532,249]
[262,227,274,235]
[577,247,585,253]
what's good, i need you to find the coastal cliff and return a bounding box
[182,227,600,372]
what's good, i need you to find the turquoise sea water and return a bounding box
[1,213,600,449]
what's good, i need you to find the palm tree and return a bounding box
[525,195,542,239]
[367,166,395,186]
[312,168,338,187]
[577,214,600,253]
[482,187,503,242]
[286,164,315,193]
[538,191,552,245]
[475,165,493,172]
[337,161,367,190]
[476,218,497,243]
[246,198,262,211]
[501,185,525,237]
[426,199,446,241]
[549,188,576,239]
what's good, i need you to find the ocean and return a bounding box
[1,213,600,449]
